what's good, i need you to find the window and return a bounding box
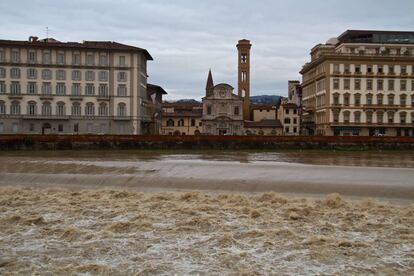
[99,71,108,81]
[284,118,291,124]
[98,84,108,97]
[27,82,37,94]
[56,83,66,95]
[367,79,373,90]
[178,119,184,126]
[285,127,289,133]
[354,79,361,90]
[86,53,94,65]
[167,119,174,127]
[0,67,5,78]
[11,68,20,79]
[26,101,37,117]
[27,68,37,79]
[42,69,52,80]
[99,54,108,66]
[98,103,108,116]
[343,93,350,106]
[117,85,127,96]
[58,124,63,132]
[85,84,95,95]
[366,112,373,123]
[401,66,407,75]
[73,53,81,65]
[42,51,51,64]
[388,94,394,105]
[400,94,407,106]
[0,101,5,114]
[378,65,383,74]
[117,103,126,117]
[207,106,212,115]
[241,71,247,82]
[411,95,414,106]
[72,83,81,96]
[333,79,340,89]
[191,119,196,127]
[387,112,394,123]
[333,64,339,73]
[285,108,290,114]
[28,51,36,63]
[11,101,21,115]
[377,79,383,90]
[118,71,127,82]
[85,103,95,116]
[12,123,18,133]
[72,70,81,81]
[377,112,384,123]
[355,65,361,73]
[354,94,361,105]
[366,94,373,105]
[71,103,81,116]
[0,122,4,132]
[388,80,394,90]
[85,71,95,81]
[367,65,372,73]
[119,56,126,66]
[74,123,79,132]
[0,49,5,62]
[56,102,66,116]
[344,64,350,73]
[11,49,20,63]
[41,82,52,95]
[57,52,65,65]
[0,81,5,94]
[400,112,406,124]
[333,93,339,105]
[354,112,361,123]
[234,106,239,115]
[56,70,66,80]
[10,82,21,95]
[293,118,297,124]
[42,102,52,116]
[400,80,407,91]
[412,80,414,91]
[377,94,383,105]
[343,111,350,123]
[344,79,350,90]
[241,53,247,63]
[388,65,394,74]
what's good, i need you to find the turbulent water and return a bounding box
[0,187,413,275]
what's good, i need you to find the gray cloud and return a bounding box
[1,0,413,100]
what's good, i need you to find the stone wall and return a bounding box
[1,134,414,150]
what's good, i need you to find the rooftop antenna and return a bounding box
[46,27,49,39]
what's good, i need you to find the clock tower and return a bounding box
[237,39,252,120]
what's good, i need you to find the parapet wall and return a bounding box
[1,134,414,150]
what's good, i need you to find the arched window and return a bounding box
[333,93,340,105]
[376,111,384,123]
[388,94,395,105]
[27,101,37,116]
[99,103,108,116]
[71,102,81,116]
[377,93,384,105]
[167,119,174,127]
[191,119,195,127]
[400,94,407,106]
[56,102,66,116]
[0,101,6,114]
[387,111,395,123]
[117,103,126,117]
[343,111,350,123]
[365,110,373,124]
[10,101,20,115]
[42,101,51,116]
[411,112,414,124]
[354,111,361,123]
[178,119,184,126]
[85,102,95,116]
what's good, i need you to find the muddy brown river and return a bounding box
[0,150,413,274]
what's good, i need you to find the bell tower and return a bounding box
[237,39,251,120]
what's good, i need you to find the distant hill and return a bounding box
[250,95,282,104]
[175,99,201,104]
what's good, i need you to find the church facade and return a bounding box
[201,71,243,135]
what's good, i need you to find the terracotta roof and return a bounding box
[163,109,202,118]
[244,119,282,128]
[0,39,153,60]
[147,83,167,95]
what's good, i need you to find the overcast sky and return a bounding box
[0,0,413,100]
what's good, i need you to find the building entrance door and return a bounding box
[42,123,52,134]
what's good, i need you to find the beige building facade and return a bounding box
[161,102,202,135]
[0,36,162,135]
[278,102,300,135]
[300,30,414,136]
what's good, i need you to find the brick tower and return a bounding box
[237,39,252,120]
